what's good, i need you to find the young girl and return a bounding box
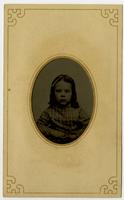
[37,74,90,144]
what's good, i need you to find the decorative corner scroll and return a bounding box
[99,176,118,194]
[8,9,26,27]
[100,9,118,27]
[7,176,24,194]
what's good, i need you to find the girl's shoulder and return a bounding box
[70,106,83,112]
[65,106,82,116]
[70,106,87,117]
[42,106,57,115]
[41,107,52,114]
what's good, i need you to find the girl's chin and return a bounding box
[58,102,70,107]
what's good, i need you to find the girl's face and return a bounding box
[54,80,72,106]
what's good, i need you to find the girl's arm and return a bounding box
[78,107,90,128]
[68,108,90,139]
[37,111,66,138]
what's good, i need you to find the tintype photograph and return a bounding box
[31,58,94,144]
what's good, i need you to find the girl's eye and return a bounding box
[65,89,70,93]
[55,89,61,93]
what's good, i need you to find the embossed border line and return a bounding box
[6,8,119,196]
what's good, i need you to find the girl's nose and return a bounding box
[60,91,65,97]
[61,94,65,97]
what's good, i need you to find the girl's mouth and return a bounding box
[59,99,67,104]
[60,99,66,102]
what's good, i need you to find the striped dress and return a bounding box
[37,106,89,144]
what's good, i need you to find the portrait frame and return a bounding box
[3,4,122,197]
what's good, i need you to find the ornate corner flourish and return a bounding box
[8,9,25,27]
[99,176,118,194]
[7,176,24,194]
[100,9,118,27]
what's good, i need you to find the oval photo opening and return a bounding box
[31,58,94,144]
